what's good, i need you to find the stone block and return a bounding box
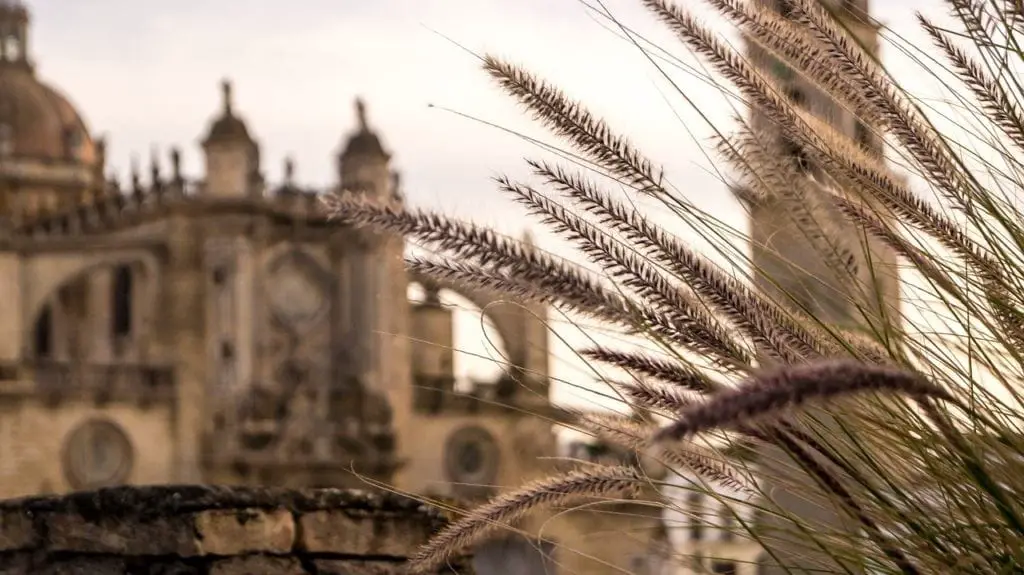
[44,513,198,556]
[299,510,430,556]
[37,558,126,575]
[209,556,305,575]
[0,552,32,575]
[137,561,204,575]
[0,509,35,551]
[314,560,408,574]
[194,508,295,555]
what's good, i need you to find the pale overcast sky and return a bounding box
[23,0,949,407]
[26,0,939,223]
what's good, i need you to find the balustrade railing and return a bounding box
[25,360,175,403]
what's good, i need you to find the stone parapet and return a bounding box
[0,484,474,574]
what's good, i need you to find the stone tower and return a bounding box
[202,80,262,199]
[747,0,899,333]
[745,1,899,573]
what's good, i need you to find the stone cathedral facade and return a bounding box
[0,2,671,573]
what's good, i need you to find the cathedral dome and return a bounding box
[0,64,97,164]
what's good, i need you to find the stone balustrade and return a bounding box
[28,361,175,405]
[0,485,473,574]
[411,375,566,421]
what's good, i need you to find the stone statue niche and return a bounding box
[232,248,397,479]
[237,249,333,461]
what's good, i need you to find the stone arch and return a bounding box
[407,270,548,382]
[23,249,162,337]
[408,280,508,387]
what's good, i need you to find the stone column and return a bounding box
[88,267,113,363]
[0,246,21,363]
[235,241,254,398]
[136,265,157,363]
[333,237,353,378]
[160,216,205,483]
[353,238,374,379]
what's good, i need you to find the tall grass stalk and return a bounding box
[326,0,1024,572]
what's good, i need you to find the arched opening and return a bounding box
[785,85,806,108]
[111,265,132,339]
[4,36,19,62]
[63,128,82,161]
[0,123,13,156]
[854,119,881,157]
[28,256,155,364]
[407,282,508,392]
[779,86,810,171]
[780,133,809,172]
[33,304,52,358]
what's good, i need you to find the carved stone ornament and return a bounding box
[62,419,134,490]
[443,426,499,486]
[267,253,327,329]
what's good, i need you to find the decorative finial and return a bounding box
[130,155,141,193]
[107,170,120,193]
[149,146,161,185]
[284,156,295,184]
[221,79,233,115]
[170,147,182,181]
[355,97,367,132]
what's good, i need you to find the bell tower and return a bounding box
[745,2,900,573]
[747,0,897,331]
[201,80,262,198]
[336,98,393,201]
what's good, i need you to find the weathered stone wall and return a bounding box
[0,485,473,574]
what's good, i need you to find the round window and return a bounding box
[455,441,484,475]
[443,426,499,485]
[267,256,327,329]
[62,419,134,490]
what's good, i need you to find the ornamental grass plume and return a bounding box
[326,0,1024,572]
